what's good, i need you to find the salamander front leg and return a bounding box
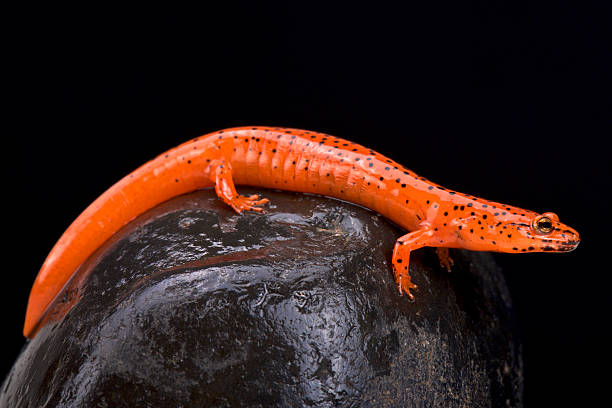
[435,248,454,272]
[392,227,435,299]
[210,160,269,213]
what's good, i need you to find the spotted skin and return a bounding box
[24,126,580,337]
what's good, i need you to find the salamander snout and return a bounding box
[529,212,580,252]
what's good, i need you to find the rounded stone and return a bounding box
[1,189,522,407]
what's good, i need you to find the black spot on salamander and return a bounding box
[483,215,488,219]
[467,203,473,207]
[453,205,458,210]
[444,211,448,216]
[528,246,535,251]
[428,186,434,190]
[369,163,373,167]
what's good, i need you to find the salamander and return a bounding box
[23,126,580,337]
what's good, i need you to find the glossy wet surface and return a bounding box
[2,189,522,407]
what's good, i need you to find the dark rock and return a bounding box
[1,189,523,407]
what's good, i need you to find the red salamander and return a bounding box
[24,126,580,337]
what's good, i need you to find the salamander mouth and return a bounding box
[544,240,580,252]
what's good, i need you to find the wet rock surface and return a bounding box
[2,189,522,407]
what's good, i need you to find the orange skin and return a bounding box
[24,127,580,337]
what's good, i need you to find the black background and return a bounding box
[4,2,610,406]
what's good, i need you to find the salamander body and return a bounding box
[24,126,580,337]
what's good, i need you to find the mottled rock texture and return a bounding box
[2,189,522,407]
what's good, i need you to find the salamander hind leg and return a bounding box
[210,160,269,213]
[392,227,435,299]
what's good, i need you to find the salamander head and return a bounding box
[453,206,580,253]
[511,211,580,253]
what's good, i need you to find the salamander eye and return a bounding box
[533,215,554,234]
